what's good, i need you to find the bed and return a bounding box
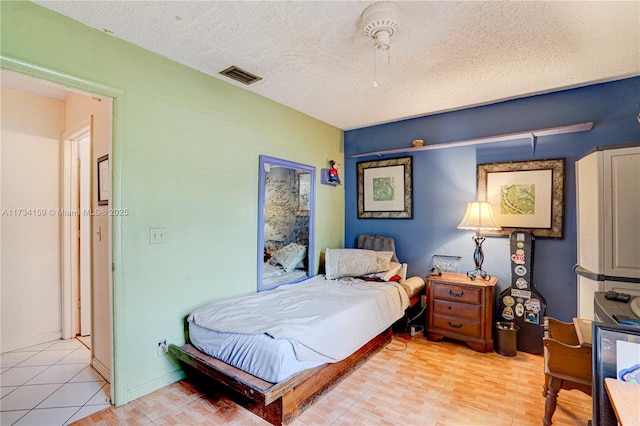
[169,239,425,425]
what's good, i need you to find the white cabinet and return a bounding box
[576,143,640,320]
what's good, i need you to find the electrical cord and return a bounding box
[400,267,437,326]
[406,303,426,325]
[385,332,408,351]
[386,270,436,351]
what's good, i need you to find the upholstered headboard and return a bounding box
[356,235,400,263]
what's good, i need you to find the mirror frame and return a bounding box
[258,155,316,292]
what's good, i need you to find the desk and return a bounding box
[604,378,640,425]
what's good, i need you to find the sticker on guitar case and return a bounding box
[514,265,527,276]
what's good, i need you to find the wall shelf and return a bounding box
[350,122,594,159]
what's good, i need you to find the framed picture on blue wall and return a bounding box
[476,158,564,238]
[357,156,412,219]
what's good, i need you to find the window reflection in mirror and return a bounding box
[258,156,315,292]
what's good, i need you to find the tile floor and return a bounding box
[1,338,111,425]
[74,334,592,425]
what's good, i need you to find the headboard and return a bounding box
[356,235,400,263]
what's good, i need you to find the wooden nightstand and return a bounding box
[426,272,497,353]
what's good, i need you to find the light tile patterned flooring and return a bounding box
[1,338,111,425]
[73,333,591,425]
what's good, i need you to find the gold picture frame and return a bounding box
[357,157,412,219]
[477,158,565,238]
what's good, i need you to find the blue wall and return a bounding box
[344,77,640,321]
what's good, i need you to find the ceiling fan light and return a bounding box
[374,30,390,51]
[362,2,401,88]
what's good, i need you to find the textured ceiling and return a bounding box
[31,1,640,130]
[1,70,72,101]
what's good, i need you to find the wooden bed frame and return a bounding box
[168,327,392,425]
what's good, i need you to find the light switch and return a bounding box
[150,227,167,244]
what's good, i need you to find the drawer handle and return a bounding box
[447,306,452,310]
[448,289,464,297]
[447,321,463,329]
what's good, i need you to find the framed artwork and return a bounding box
[592,322,640,426]
[477,158,564,238]
[432,254,462,273]
[97,154,109,206]
[357,156,412,219]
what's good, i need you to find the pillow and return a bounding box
[325,248,393,280]
[363,261,402,282]
[272,243,307,273]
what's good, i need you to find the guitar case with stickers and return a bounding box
[498,231,547,354]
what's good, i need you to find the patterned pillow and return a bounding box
[272,243,307,273]
[324,248,393,280]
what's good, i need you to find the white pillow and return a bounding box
[325,248,393,280]
[364,261,402,282]
[272,243,307,273]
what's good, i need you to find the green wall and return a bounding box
[1,1,344,404]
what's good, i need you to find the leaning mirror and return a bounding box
[258,156,315,292]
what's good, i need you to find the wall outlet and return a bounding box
[150,227,167,244]
[156,339,168,357]
[410,325,424,337]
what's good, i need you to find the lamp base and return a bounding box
[467,268,492,281]
[467,234,492,281]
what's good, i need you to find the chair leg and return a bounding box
[542,376,562,426]
[542,375,550,398]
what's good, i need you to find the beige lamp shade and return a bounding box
[457,201,501,231]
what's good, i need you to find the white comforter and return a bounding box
[188,275,409,363]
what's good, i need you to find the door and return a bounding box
[61,120,92,339]
[78,134,92,336]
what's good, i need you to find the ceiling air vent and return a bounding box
[219,66,262,85]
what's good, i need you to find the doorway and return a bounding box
[1,69,115,404]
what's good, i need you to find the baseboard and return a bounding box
[124,369,186,405]
[92,357,112,384]
[1,331,62,353]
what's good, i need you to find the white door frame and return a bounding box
[61,119,92,339]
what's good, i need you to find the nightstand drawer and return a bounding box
[432,282,481,304]
[433,299,481,320]
[432,315,481,337]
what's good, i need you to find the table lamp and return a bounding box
[457,201,501,280]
